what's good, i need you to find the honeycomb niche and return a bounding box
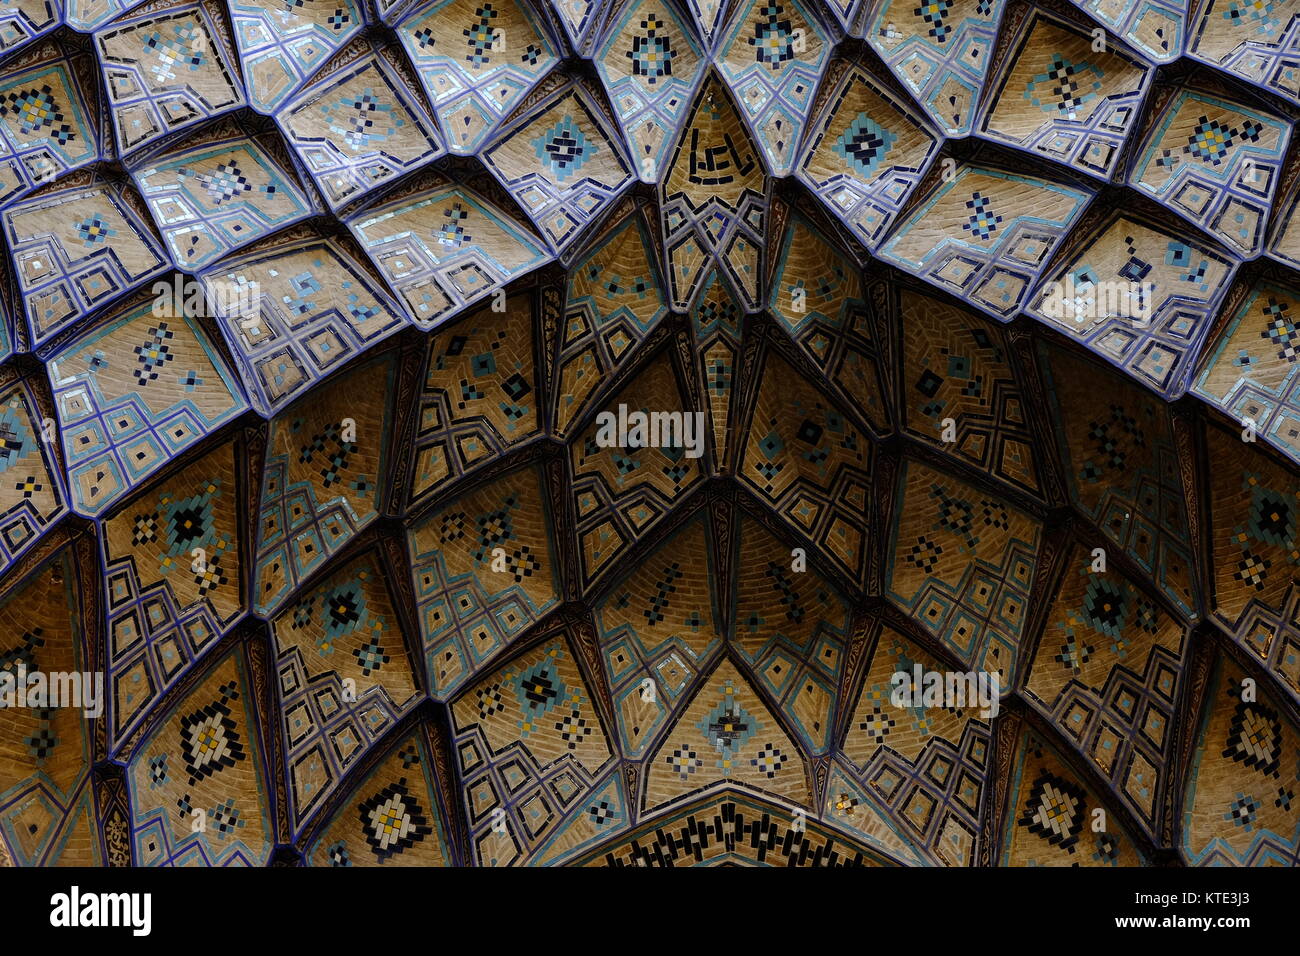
[0,0,1296,870]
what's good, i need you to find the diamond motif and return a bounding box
[358,780,433,861]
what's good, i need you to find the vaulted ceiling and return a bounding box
[0,0,1298,867]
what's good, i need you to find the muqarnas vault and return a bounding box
[0,0,1298,868]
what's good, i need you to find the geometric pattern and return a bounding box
[451,633,617,865]
[1041,344,1198,618]
[684,0,730,50]
[1188,0,1300,104]
[273,549,421,832]
[127,646,273,866]
[740,344,874,584]
[1194,279,1300,464]
[0,42,100,211]
[898,285,1040,496]
[796,63,941,250]
[1129,89,1289,258]
[93,1,245,157]
[569,351,703,590]
[879,164,1092,322]
[1024,547,1188,835]
[102,438,243,748]
[1000,729,1145,865]
[46,296,247,517]
[407,464,559,699]
[3,173,168,354]
[394,0,560,155]
[277,42,446,213]
[1182,653,1300,865]
[304,729,453,866]
[661,74,767,311]
[0,545,96,866]
[767,212,889,435]
[1273,176,1300,269]
[131,126,316,272]
[7,0,1300,872]
[841,625,992,866]
[1205,423,1300,705]
[549,0,601,54]
[978,10,1152,181]
[740,347,873,585]
[886,458,1040,691]
[572,789,904,866]
[732,516,850,754]
[348,179,552,331]
[0,376,65,579]
[595,513,722,758]
[594,0,707,184]
[481,81,634,252]
[642,658,811,815]
[1065,0,1187,63]
[690,268,742,469]
[252,354,393,615]
[1027,212,1237,397]
[229,0,366,114]
[198,230,408,417]
[554,206,668,439]
[409,292,541,505]
[0,0,59,58]
[714,0,831,176]
[866,0,1006,135]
